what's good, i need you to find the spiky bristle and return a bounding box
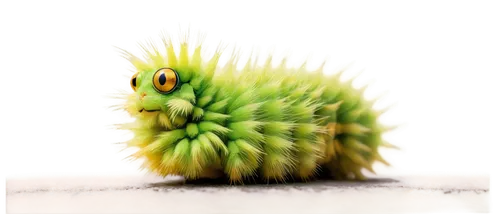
[115,31,397,184]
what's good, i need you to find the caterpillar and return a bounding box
[114,32,397,184]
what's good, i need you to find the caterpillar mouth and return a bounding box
[139,108,160,113]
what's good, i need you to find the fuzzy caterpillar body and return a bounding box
[116,33,396,184]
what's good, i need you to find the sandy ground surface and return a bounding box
[6,175,490,213]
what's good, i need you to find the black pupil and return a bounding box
[159,72,166,85]
[132,78,136,87]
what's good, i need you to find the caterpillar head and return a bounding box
[127,66,196,128]
[121,39,221,130]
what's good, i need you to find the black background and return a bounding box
[5,13,494,168]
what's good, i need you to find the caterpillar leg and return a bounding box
[198,164,225,179]
[199,160,225,179]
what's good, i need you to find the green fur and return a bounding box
[116,32,396,184]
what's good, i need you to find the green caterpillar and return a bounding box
[115,32,397,184]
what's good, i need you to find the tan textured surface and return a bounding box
[6,175,490,213]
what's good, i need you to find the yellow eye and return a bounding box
[153,68,178,94]
[130,72,139,91]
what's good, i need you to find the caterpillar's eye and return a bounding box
[130,72,139,91]
[153,68,178,94]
